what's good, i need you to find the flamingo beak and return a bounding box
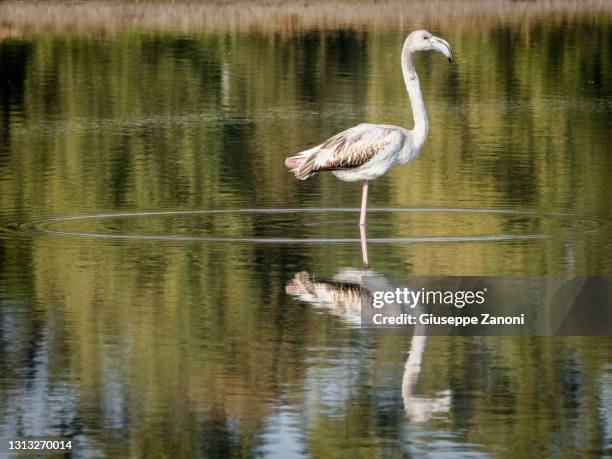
[430,36,454,63]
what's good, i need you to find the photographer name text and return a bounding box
[371,313,526,327]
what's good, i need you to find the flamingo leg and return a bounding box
[359,179,369,226]
[360,223,369,268]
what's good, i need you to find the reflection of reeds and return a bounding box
[1,0,611,36]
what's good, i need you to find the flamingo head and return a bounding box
[405,30,454,63]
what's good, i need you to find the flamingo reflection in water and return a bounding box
[285,263,451,422]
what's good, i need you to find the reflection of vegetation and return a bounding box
[1,20,611,272]
[24,240,315,456]
[0,14,611,458]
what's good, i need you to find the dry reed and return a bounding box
[0,0,610,37]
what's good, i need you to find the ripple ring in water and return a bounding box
[10,207,606,243]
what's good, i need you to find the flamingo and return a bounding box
[285,30,453,226]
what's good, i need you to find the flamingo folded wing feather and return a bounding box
[318,126,400,169]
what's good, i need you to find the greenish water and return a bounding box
[1,15,612,458]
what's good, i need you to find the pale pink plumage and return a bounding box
[285,124,406,181]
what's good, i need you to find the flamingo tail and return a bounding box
[285,147,319,180]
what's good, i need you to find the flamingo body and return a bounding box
[286,123,421,182]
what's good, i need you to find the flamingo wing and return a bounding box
[295,124,405,180]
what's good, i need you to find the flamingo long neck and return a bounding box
[401,47,428,147]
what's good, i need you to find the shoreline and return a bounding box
[1,0,611,37]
